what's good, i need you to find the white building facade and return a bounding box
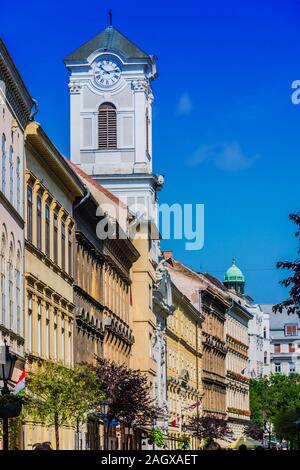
[247,302,264,378]
[261,305,300,375]
[0,39,34,385]
[65,24,171,441]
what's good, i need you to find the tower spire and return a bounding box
[108,9,113,26]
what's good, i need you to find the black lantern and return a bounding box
[0,341,17,451]
[102,398,111,417]
[182,422,187,434]
[0,343,16,391]
[101,399,111,450]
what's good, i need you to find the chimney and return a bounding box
[162,250,173,261]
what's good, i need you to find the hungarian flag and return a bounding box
[13,369,26,395]
[250,369,257,378]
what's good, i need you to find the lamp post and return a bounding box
[0,341,17,451]
[182,422,189,449]
[294,419,300,450]
[102,399,111,451]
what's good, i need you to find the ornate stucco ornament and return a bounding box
[68,82,82,94]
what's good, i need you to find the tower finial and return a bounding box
[232,258,236,265]
[109,9,113,26]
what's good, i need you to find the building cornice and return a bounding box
[0,191,24,228]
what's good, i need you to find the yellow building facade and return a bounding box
[23,122,85,449]
[164,257,204,450]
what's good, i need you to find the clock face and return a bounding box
[94,58,121,88]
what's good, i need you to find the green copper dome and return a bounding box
[224,259,245,283]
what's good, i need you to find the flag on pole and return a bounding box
[187,400,202,411]
[13,369,26,395]
[250,369,257,378]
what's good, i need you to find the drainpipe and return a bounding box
[74,187,91,210]
[29,99,39,121]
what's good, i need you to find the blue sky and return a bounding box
[1,0,300,303]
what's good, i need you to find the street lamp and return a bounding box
[182,422,187,434]
[294,419,300,450]
[0,341,17,451]
[101,399,111,451]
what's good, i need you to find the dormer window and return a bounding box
[98,102,117,149]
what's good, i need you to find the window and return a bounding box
[289,362,296,373]
[9,145,13,204]
[263,326,267,339]
[61,222,65,271]
[28,294,32,353]
[264,351,268,365]
[289,343,295,353]
[1,134,6,194]
[68,321,72,366]
[37,300,42,356]
[16,260,21,335]
[45,204,50,257]
[274,343,281,353]
[8,246,13,329]
[54,213,58,264]
[149,284,152,310]
[68,228,72,275]
[37,195,42,250]
[46,304,50,359]
[27,186,33,242]
[61,315,65,363]
[285,324,298,336]
[16,158,21,213]
[98,103,117,149]
[274,363,281,373]
[146,109,149,154]
[0,235,6,324]
[54,309,58,360]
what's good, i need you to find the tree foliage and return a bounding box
[244,422,264,440]
[25,362,103,449]
[91,358,155,427]
[188,415,228,440]
[274,212,300,316]
[273,409,300,448]
[250,374,300,442]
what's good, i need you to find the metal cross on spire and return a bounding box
[109,9,113,26]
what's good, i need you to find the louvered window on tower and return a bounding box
[98,102,117,149]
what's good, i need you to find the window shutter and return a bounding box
[98,103,117,149]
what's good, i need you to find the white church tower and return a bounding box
[64,20,163,222]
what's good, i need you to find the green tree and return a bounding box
[274,212,300,316]
[250,374,300,446]
[273,409,300,449]
[25,362,104,450]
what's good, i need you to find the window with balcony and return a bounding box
[285,324,298,336]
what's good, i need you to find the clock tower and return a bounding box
[64,24,162,222]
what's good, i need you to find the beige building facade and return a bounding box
[23,122,85,449]
[0,40,34,421]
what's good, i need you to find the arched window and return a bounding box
[0,233,6,324]
[16,158,21,213]
[9,145,13,205]
[98,102,117,149]
[1,134,6,194]
[8,242,14,329]
[16,250,21,335]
